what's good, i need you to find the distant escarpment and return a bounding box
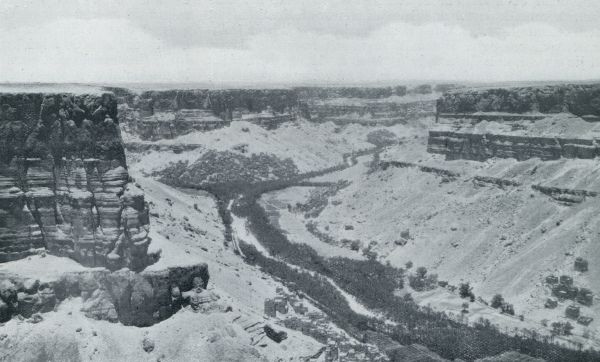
[0,93,156,270]
[437,84,600,120]
[119,89,298,140]
[428,130,599,161]
[429,84,600,161]
[305,100,435,125]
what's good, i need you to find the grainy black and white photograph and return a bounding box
[1,1,600,361]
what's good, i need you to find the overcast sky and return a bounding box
[1,0,600,84]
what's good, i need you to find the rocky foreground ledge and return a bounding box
[0,256,209,327]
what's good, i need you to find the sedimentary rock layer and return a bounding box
[0,263,209,326]
[427,130,599,161]
[118,89,298,139]
[306,101,435,124]
[436,84,600,118]
[0,93,156,270]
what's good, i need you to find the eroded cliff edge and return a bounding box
[0,91,213,328]
[0,92,156,270]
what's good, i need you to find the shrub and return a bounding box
[500,303,515,316]
[491,294,504,309]
[459,282,473,299]
[416,266,428,278]
[405,261,413,269]
[551,321,574,336]
[461,302,470,313]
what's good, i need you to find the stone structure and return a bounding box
[0,92,156,270]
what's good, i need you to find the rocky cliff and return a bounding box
[306,100,435,125]
[0,92,156,271]
[428,130,599,161]
[120,89,298,140]
[436,83,600,118]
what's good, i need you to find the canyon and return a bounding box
[1,83,600,361]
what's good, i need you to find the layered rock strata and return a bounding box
[436,84,600,118]
[306,100,435,124]
[427,130,599,161]
[119,89,298,140]
[379,160,460,180]
[0,264,209,326]
[531,184,597,204]
[0,93,156,270]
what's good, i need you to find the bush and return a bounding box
[500,303,515,316]
[551,321,574,336]
[491,294,504,309]
[408,271,438,292]
[459,282,473,299]
[366,129,398,147]
[405,261,413,269]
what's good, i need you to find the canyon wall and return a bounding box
[120,89,298,140]
[428,130,599,161]
[436,84,600,118]
[0,93,156,270]
[306,100,435,125]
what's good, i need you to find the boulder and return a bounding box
[142,337,155,353]
[81,289,119,322]
[0,299,9,322]
[264,325,287,343]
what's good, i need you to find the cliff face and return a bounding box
[306,100,435,124]
[428,130,599,161]
[120,89,298,140]
[0,93,155,271]
[436,84,600,118]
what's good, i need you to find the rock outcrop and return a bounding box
[0,263,209,326]
[436,84,600,118]
[427,130,599,161]
[379,160,460,180]
[0,92,156,270]
[305,100,435,125]
[119,89,298,140]
[531,184,597,204]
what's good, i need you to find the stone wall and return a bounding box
[427,130,599,161]
[0,93,156,270]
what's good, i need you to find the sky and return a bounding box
[1,0,600,84]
